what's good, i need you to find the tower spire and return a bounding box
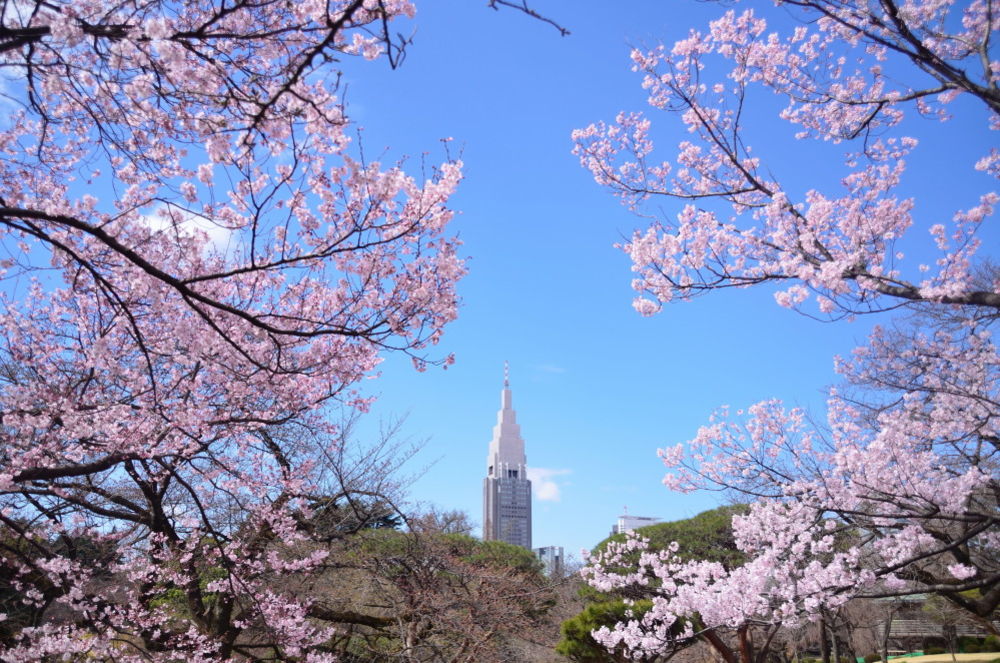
[483,360,532,549]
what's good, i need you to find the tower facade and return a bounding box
[482,363,532,549]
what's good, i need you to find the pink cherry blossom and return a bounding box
[577,1,999,660]
[0,0,468,659]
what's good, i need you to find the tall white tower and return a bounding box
[482,362,532,549]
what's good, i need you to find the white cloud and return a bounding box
[526,467,571,502]
[141,204,237,257]
[536,363,566,374]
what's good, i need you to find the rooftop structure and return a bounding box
[611,509,662,536]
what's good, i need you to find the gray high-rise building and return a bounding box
[533,546,564,577]
[482,363,532,549]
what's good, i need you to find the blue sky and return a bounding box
[341,0,999,560]
[2,0,994,563]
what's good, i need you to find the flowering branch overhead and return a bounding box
[573,0,999,318]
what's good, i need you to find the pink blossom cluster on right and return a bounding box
[576,0,999,659]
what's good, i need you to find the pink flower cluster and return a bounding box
[572,1,998,318]
[576,0,999,659]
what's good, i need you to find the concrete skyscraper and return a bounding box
[482,363,532,549]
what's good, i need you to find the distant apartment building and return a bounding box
[611,512,662,536]
[482,363,532,549]
[533,546,564,577]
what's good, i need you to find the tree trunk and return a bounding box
[821,618,831,663]
[944,624,957,662]
[739,626,754,663]
[880,609,892,663]
[703,626,740,663]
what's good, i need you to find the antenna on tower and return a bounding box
[504,360,509,388]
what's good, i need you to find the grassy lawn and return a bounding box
[891,654,999,663]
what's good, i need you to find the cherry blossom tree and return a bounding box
[574,0,999,660]
[0,0,511,659]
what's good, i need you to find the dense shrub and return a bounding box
[924,637,947,651]
[959,636,983,651]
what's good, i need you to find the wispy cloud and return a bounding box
[535,363,566,375]
[527,467,571,501]
[141,204,238,257]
